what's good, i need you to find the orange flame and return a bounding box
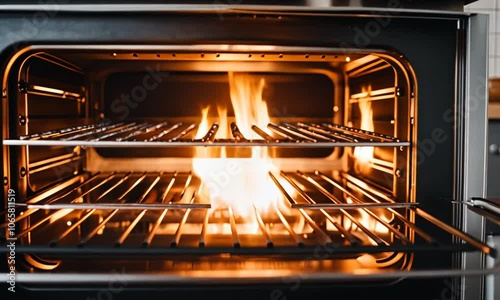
[341,197,390,245]
[195,106,211,140]
[228,72,271,141]
[192,72,286,222]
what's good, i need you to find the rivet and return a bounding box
[18,81,28,93]
[20,167,26,178]
[19,115,26,126]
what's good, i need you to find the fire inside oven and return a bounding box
[9,46,476,277]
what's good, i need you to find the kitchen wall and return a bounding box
[465,0,499,78]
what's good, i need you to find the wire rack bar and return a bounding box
[5,121,409,148]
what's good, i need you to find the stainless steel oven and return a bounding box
[1,2,499,300]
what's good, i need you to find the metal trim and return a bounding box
[0,5,473,18]
[6,264,500,285]
[458,13,490,300]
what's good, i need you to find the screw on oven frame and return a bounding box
[395,169,404,178]
[20,167,26,178]
[19,115,26,126]
[3,177,7,186]
[18,80,28,93]
[396,87,404,97]
[489,144,500,155]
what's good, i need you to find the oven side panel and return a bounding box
[457,13,489,300]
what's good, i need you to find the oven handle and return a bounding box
[7,264,500,284]
[457,198,500,226]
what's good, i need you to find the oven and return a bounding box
[1,3,499,300]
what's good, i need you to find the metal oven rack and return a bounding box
[3,121,409,147]
[1,170,496,258]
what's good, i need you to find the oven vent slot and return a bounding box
[4,121,409,148]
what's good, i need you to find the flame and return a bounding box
[195,106,211,140]
[343,197,389,244]
[192,72,285,222]
[353,85,374,164]
[228,72,271,140]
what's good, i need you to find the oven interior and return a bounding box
[2,47,494,280]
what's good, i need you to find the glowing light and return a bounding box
[356,209,390,236]
[66,221,72,226]
[353,85,374,164]
[345,197,390,243]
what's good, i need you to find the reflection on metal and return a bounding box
[457,198,500,226]
[19,80,83,101]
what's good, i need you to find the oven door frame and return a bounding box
[455,12,491,300]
